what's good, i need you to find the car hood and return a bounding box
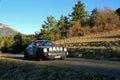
[36,46,55,49]
[36,46,63,49]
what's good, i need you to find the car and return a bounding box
[24,40,68,60]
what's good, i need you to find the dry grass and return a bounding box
[55,29,120,45]
[55,29,120,61]
[0,51,3,54]
[68,46,120,61]
[0,58,119,80]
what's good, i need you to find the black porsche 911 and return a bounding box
[24,40,68,60]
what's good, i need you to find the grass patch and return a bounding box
[68,46,120,61]
[0,58,119,80]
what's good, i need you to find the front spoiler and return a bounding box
[40,52,68,59]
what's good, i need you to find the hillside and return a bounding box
[55,29,120,46]
[0,23,18,37]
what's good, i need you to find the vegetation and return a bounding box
[55,29,120,46]
[55,29,120,61]
[0,1,120,79]
[0,0,120,55]
[115,8,120,17]
[38,1,120,40]
[0,58,119,80]
[0,33,32,53]
[68,47,120,61]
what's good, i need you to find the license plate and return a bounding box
[55,56,61,58]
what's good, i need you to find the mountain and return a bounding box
[0,23,18,37]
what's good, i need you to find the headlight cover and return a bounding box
[49,47,53,52]
[56,47,60,51]
[64,48,67,52]
[43,48,48,53]
[60,47,63,51]
[53,47,56,51]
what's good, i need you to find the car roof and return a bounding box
[34,40,51,42]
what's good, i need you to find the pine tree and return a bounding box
[89,8,99,26]
[40,16,57,40]
[57,15,69,38]
[69,0,88,26]
[68,0,87,37]
[115,8,120,16]
[115,8,120,20]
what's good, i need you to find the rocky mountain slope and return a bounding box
[0,23,18,37]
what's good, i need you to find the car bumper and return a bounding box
[40,52,68,59]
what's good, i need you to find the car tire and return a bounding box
[60,57,65,60]
[35,51,40,60]
[39,54,46,60]
[24,51,29,59]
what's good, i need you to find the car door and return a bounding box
[27,41,34,56]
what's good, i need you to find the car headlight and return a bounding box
[49,47,53,52]
[56,47,60,51]
[66,52,69,55]
[43,48,48,53]
[60,47,63,51]
[64,48,67,52]
[53,47,56,51]
[48,53,51,55]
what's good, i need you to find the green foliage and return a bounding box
[22,35,31,45]
[0,36,15,52]
[0,34,33,53]
[37,1,90,39]
[12,33,24,53]
[36,0,120,39]
[40,16,57,40]
[14,33,22,45]
[89,8,99,26]
[57,15,69,38]
[115,8,120,16]
[67,0,88,37]
[69,0,88,25]
[39,15,69,40]
[115,8,120,21]
[1,1,120,53]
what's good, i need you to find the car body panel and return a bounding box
[24,40,68,60]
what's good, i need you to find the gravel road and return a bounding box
[0,53,120,77]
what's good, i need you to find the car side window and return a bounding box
[34,41,40,46]
[28,41,34,47]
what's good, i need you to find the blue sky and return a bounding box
[0,0,119,35]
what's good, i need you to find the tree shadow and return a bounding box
[96,35,120,38]
[0,54,56,61]
[0,54,25,60]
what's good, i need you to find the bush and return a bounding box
[92,7,120,32]
[0,34,32,53]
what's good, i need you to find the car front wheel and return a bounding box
[24,51,29,59]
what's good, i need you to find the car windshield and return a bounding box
[44,41,55,46]
[35,40,55,46]
[34,41,44,46]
